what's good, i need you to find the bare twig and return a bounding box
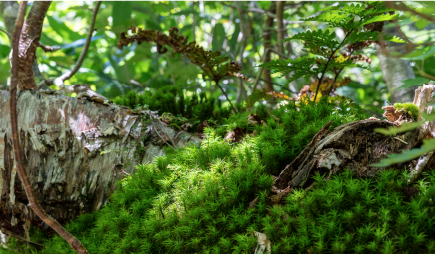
[10,2,88,253]
[144,111,175,149]
[408,151,434,184]
[0,227,43,247]
[415,62,435,81]
[215,78,237,113]
[55,1,101,86]
[386,2,435,24]
[0,27,11,39]
[33,41,61,52]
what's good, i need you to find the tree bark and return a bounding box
[0,91,201,237]
[261,2,276,92]
[377,26,416,103]
[274,119,425,190]
[17,1,51,91]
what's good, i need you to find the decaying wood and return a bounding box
[0,90,201,237]
[275,84,435,192]
[275,119,425,190]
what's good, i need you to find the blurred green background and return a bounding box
[1,1,435,115]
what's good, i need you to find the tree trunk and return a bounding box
[377,26,416,103]
[262,2,276,92]
[0,90,201,237]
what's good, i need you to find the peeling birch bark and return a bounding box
[0,90,201,236]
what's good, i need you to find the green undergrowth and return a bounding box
[236,98,369,175]
[9,164,435,253]
[112,86,235,123]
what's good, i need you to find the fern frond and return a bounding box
[360,13,399,26]
[345,31,405,44]
[259,57,320,82]
[322,3,394,18]
[282,29,340,50]
[304,12,353,28]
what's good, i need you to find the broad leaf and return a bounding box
[394,77,429,90]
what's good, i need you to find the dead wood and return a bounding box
[274,119,425,190]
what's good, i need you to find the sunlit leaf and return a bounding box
[212,23,225,52]
[112,1,132,33]
[394,77,429,90]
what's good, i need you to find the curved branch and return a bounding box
[17,1,51,90]
[55,1,102,85]
[10,2,88,253]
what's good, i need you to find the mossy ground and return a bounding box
[4,97,435,254]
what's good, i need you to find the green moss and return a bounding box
[112,86,233,124]
[394,102,420,121]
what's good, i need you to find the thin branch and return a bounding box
[34,41,61,53]
[0,27,11,39]
[415,62,435,81]
[0,227,43,247]
[10,2,88,253]
[144,111,175,149]
[314,30,353,102]
[215,78,237,113]
[386,2,435,24]
[55,1,101,85]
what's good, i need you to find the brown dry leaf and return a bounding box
[224,126,247,143]
[249,197,259,209]
[248,114,261,125]
[180,123,193,131]
[382,105,403,121]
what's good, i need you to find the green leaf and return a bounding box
[0,45,10,58]
[360,13,399,26]
[394,77,429,90]
[402,47,435,60]
[371,139,435,167]
[259,56,320,82]
[304,12,353,28]
[258,1,271,10]
[345,31,404,44]
[247,89,272,105]
[46,16,82,42]
[228,24,240,54]
[374,122,423,136]
[282,29,340,50]
[212,23,226,52]
[112,2,132,33]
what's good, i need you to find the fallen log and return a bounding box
[0,90,201,237]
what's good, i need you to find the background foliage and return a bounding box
[1,1,435,114]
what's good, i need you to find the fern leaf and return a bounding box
[361,13,399,26]
[259,57,320,82]
[345,31,405,44]
[282,29,340,50]
[322,2,394,18]
[304,12,353,27]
